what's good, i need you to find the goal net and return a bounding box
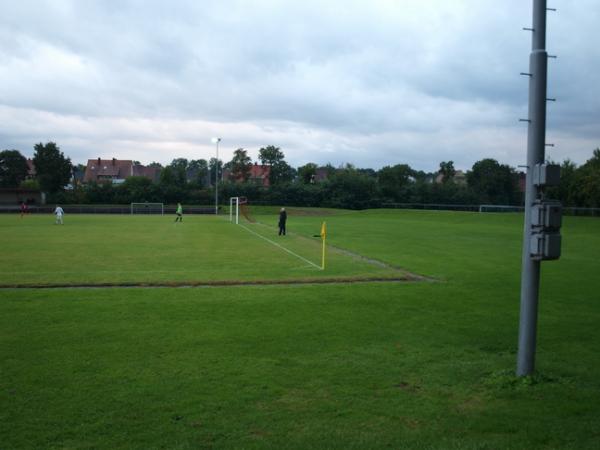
[229,197,255,224]
[478,204,524,213]
[131,202,164,215]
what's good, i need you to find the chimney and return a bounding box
[97,157,101,166]
[112,158,116,166]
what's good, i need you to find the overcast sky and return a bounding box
[1,0,598,171]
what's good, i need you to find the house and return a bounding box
[248,164,270,186]
[26,159,36,180]
[223,164,271,186]
[313,167,330,183]
[83,158,160,184]
[133,164,161,183]
[434,169,467,185]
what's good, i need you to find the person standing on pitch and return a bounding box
[54,205,64,225]
[278,207,287,236]
[174,202,183,222]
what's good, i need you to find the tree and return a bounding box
[270,161,295,185]
[574,149,600,207]
[148,162,163,168]
[258,145,294,185]
[439,161,456,183]
[467,158,519,204]
[547,159,577,206]
[323,166,380,209]
[258,145,284,167]
[208,158,223,185]
[298,163,318,184]
[377,164,414,200]
[159,166,179,187]
[166,158,188,186]
[121,176,156,202]
[0,149,29,187]
[32,142,72,192]
[188,159,209,186]
[229,149,252,182]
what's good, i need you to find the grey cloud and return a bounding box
[0,0,598,171]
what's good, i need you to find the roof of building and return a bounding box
[83,159,134,182]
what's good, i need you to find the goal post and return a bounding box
[131,202,164,215]
[229,197,253,224]
[229,197,240,224]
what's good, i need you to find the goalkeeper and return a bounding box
[174,203,183,222]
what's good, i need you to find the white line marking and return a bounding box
[238,223,322,270]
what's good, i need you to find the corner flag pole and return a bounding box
[321,221,327,270]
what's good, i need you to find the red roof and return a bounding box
[225,164,271,186]
[133,165,161,183]
[83,159,133,182]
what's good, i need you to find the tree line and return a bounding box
[1,142,599,209]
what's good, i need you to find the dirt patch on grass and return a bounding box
[0,275,427,290]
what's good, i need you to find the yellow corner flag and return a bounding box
[320,221,327,270]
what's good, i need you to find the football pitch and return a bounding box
[0,211,410,287]
[1,209,600,449]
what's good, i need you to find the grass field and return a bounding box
[1,209,599,449]
[0,212,405,287]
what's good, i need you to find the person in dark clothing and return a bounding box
[278,207,287,236]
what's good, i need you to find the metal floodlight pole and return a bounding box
[517,0,548,376]
[212,137,221,215]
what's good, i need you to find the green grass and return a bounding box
[0,213,402,287]
[1,209,599,449]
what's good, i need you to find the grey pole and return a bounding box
[214,138,221,215]
[517,0,548,376]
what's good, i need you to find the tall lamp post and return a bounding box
[211,137,221,215]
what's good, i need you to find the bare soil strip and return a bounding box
[0,275,431,290]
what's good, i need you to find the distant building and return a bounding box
[26,159,36,180]
[83,158,161,184]
[249,164,270,186]
[223,164,271,186]
[133,164,161,183]
[313,167,330,183]
[0,188,45,205]
[434,169,467,185]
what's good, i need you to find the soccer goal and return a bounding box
[229,197,240,224]
[131,202,164,215]
[478,204,524,213]
[229,197,255,224]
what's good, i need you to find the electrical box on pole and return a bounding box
[531,200,562,229]
[533,163,561,187]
